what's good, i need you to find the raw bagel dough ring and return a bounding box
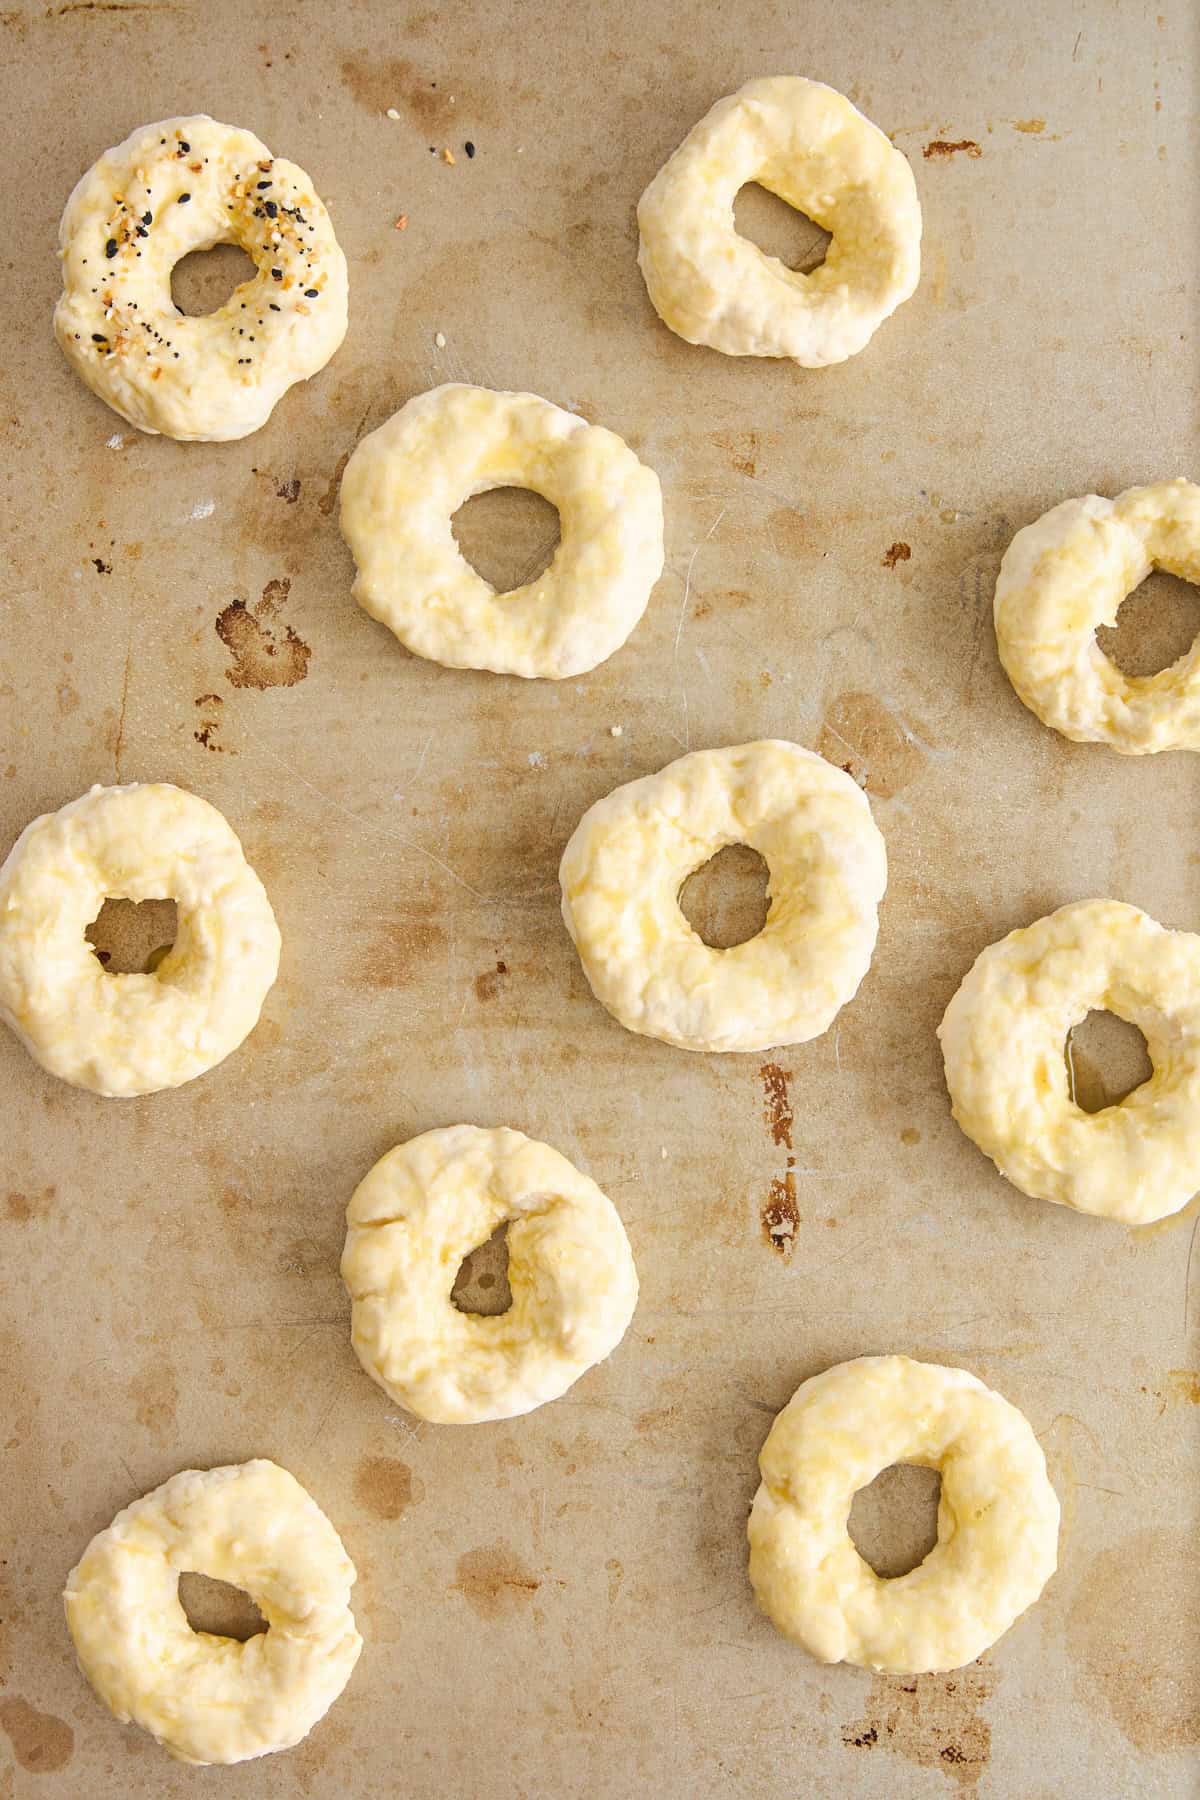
[341,1125,639,1423]
[747,1356,1059,1674]
[559,741,887,1053]
[0,783,280,1097]
[65,1460,361,1765]
[637,76,921,366]
[339,383,665,678]
[55,114,348,441]
[994,480,1200,753]
[939,898,1200,1224]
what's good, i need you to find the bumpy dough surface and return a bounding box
[994,479,1200,753]
[65,1461,361,1765]
[559,741,887,1053]
[55,115,348,441]
[748,1356,1059,1674]
[637,76,921,366]
[339,384,665,679]
[939,898,1200,1223]
[0,783,280,1097]
[342,1125,638,1423]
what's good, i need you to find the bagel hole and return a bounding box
[86,898,177,975]
[849,1464,942,1579]
[451,487,561,594]
[1096,570,1200,677]
[1066,1010,1153,1113]
[732,183,831,274]
[177,1571,266,1641]
[171,243,258,316]
[678,844,770,949]
[451,1221,513,1316]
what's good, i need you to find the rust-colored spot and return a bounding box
[353,1455,423,1521]
[817,691,929,799]
[0,1699,75,1772]
[842,1666,993,1788]
[882,541,911,568]
[275,477,301,503]
[923,139,982,160]
[900,1127,922,1146]
[474,958,509,1001]
[216,581,310,690]
[1013,117,1046,133]
[759,1063,793,1149]
[762,1172,799,1255]
[453,1543,541,1619]
[5,1186,54,1222]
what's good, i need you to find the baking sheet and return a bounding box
[1,0,1198,1794]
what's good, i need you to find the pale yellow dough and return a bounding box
[339,383,665,678]
[341,1125,638,1423]
[65,1461,361,1765]
[939,898,1200,1224]
[0,783,280,1097]
[55,115,348,441]
[637,77,921,366]
[994,479,1200,753]
[559,741,887,1053]
[748,1357,1059,1674]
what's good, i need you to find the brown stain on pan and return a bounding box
[353,1456,424,1520]
[1068,1529,1200,1750]
[761,1171,799,1256]
[216,577,310,689]
[474,959,509,1001]
[882,541,911,568]
[5,1186,54,1222]
[453,1543,541,1619]
[0,1698,74,1773]
[759,1063,794,1149]
[842,1664,994,1788]
[759,1065,798,1254]
[923,139,983,160]
[128,1362,178,1431]
[339,54,481,133]
[817,692,929,798]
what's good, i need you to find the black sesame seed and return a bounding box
[142,211,152,224]
[268,302,280,311]
[304,287,319,297]
[179,140,190,152]
[256,180,271,190]
[264,200,277,219]
[177,193,191,204]
[271,268,282,280]
[105,238,117,258]
[91,333,107,343]
[135,226,148,238]
[465,141,475,157]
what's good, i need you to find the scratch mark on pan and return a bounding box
[238,723,488,900]
[1185,1211,1199,1331]
[305,1380,341,1452]
[112,641,133,780]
